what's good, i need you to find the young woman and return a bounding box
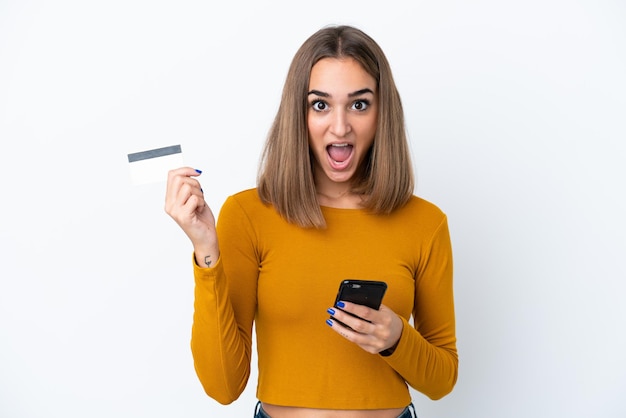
[165,25,457,418]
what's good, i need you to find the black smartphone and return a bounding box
[331,279,387,327]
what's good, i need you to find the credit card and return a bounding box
[127,144,184,185]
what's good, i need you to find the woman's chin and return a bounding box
[323,169,355,185]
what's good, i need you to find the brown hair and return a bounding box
[257,25,414,228]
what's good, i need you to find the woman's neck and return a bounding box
[313,170,365,209]
[316,187,364,209]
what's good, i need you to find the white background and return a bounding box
[1,1,625,417]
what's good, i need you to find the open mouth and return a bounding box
[326,143,354,167]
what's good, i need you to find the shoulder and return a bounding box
[218,189,288,239]
[390,195,449,236]
[227,188,263,205]
[221,188,276,218]
[402,195,446,220]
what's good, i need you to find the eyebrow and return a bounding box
[307,88,375,98]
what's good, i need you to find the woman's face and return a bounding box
[307,57,378,189]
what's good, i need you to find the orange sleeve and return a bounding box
[190,196,259,404]
[380,216,458,400]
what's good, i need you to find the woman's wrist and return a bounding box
[379,339,399,357]
[379,315,403,356]
[193,244,220,268]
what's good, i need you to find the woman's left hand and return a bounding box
[326,302,403,355]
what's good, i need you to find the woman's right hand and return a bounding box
[165,167,219,266]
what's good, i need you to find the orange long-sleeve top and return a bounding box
[191,189,458,408]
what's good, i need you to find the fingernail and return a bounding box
[326,319,333,327]
[195,169,202,174]
[336,301,345,308]
[327,308,335,315]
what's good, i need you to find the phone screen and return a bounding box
[334,279,387,310]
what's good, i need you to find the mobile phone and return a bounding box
[331,279,387,327]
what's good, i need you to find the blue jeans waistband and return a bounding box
[254,402,417,418]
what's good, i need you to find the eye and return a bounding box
[351,99,370,111]
[311,99,328,112]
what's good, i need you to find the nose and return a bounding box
[329,109,352,137]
